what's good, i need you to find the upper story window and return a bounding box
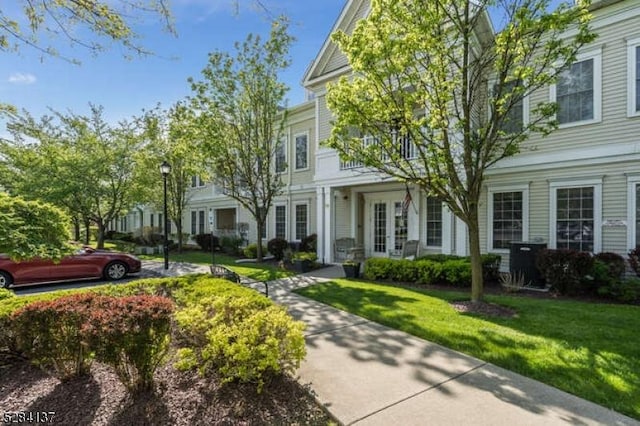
[493,80,528,134]
[551,48,602,127]
[295,133,308,170]
[191,176,205,188]
[275,138,287,173]
[628,37,640,117]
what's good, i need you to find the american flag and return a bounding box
[402,190,412,214]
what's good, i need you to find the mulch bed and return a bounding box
[0,353,332,426]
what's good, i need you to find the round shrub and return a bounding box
[267,237,289,260]
[594,252,626,279]
[300,234,317,253]
[243,243,268,259]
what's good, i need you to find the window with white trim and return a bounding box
[628,37,640,117]
[626,176,640,250]
[198,210,205,235]
[295,133,308,170]
[191,211,197,235]
[275,138,287,173]
[550,180,601,252]
[295,204,308,241]
[191,176,205,188]
[275,205,286,239]
[489,191,524,250]
[425,197,442,247]
[493,80,528,134]
[551,49,601,126]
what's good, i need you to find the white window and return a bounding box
[191,176,205,188]
[295,133,308,170]
[191,210,197,235]
[275,205,287,239]
[295,204,308,240]
[550,48,602,127]
[275,138,287,173]
[492,80,529,134]
[487,185,529,252]
[628,37,640,117]
[627,176,640,250]
[425,197,442,247]
[549,179,601,252]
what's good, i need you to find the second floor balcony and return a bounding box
[340,134,417,170]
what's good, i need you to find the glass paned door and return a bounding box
[373,202,387,254]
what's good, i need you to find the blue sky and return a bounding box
[0,0,346,130]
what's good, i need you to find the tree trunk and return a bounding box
[256,219,264,262]
[96,221,106,249]
[73,217,81,241]
[468,215,484,303]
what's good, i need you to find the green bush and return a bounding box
[243,243,268,259]
[481,253,502,281]
[267,238,289,261]
[0,288,15,301]
[363,258,393,280]
[389,259,418,282]
[174,290,305,391]
[597,277,640,303]
[536,249,594,295]
[415,261,444,285]
[300,233,317,252]
[220,236,243,256]
[442,259,472,287]
[86,295,174,392]
[12,293,97,380]
[593,252,626,279]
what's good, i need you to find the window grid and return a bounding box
[275,206,286,239]
[295,204,308,240]
[557,59,594,124]
[199,210,205,235]
[492,192,523,249]
[191,211,197,235]
[295,134,308,170]
[374,203,387,253]
[426,197,442,247]
[275,141,286,173]
[556,187,594,252]
[393,202,408,251]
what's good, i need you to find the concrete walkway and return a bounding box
[142,261,639,426]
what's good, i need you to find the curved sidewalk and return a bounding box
[269,267,638,426]
[142,261,638,425]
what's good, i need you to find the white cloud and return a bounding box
[8,72,36,85]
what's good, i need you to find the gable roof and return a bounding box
[302,0,369,89]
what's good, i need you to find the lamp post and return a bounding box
[160,161,171,270]
[209,208,215,266]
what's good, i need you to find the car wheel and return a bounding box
[0,271,12,288]
[104,261,128,280]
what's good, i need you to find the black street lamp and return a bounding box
[160,161,171,270]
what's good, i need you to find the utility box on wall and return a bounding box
[509,242,547,287]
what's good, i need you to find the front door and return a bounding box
[369,199,408,257]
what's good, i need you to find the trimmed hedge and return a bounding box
[267,238,289,261]
[194,233,220,252]
[363,254,501,287]
[536,249,594,295]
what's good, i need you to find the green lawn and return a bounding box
[296,279,640,420]
[138,251,294,281]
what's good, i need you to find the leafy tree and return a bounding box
[0,0,174,63]
[137,103,209,252]
[0,192,71,261]
[1,105,147,249]
[189,17,293,261]
[326,0,596,302]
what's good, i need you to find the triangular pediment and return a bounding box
[302,0,370,88]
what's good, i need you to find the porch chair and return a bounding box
[389,240,420,260]
[334,237,356,262]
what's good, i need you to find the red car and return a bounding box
[0,247,141,288]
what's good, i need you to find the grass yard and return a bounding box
[138,251,294,281]
[296,279,640,420]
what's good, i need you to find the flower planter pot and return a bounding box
[293,259,313,273]
[342,263,360,278]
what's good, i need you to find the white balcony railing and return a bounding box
[340,134,417,170]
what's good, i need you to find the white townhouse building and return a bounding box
[118,0,640,270]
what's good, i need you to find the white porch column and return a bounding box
[441,206,454,254]
[455,217,468,256]
[316,186,333,263]
[408,187,420,240]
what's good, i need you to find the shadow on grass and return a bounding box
[295,280,640,421]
